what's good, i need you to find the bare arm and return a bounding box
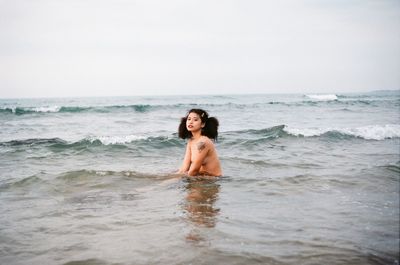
[178,141,191,174]
[187,140,209,176]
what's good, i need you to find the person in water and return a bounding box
[178,109,222,177]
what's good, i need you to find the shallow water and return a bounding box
[0,92,399,264]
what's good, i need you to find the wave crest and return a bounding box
[85,135,147,145]
[1,124,398,151]
[0,104,155,115]
[0,135,183,150]
[225,124,400,141]
[305,94,338,101]
[0,106,61,115]
[284,124,400,140]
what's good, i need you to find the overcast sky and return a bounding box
[0,0,399,98]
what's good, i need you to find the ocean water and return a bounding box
[0,91,399,265]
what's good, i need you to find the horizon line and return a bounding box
[0,89,399,100]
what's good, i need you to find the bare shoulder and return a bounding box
[200,136,214,145]
[197,136,215,151]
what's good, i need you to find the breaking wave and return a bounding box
[225,124,400,141]
[284,124,400,140]
[305,94,338,101]
[1,124,398,152]
[0,104,156,115]
[0,135,183,150]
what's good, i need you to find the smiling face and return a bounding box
[186,112,204,133]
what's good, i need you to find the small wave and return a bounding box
[59,106,91,113]
[0,104,156,115]
[7,175,45,187]
[0,106,62,115]
[56,169,169,182]
[284,124,400,140]
[0,135,183,151]
[52,104,154,113]
[0,170,171,192]
[381,163,400,174]
[222,125,287,146]
[227,125,286,137]
[0,138,67,146]
[104,104,153,113]
[57,169,127,180]
[0,173,49,192]
[85,135,147,145]
[305,94,338,101]
[83,135,182,147]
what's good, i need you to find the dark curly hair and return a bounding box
[178,109,219,140]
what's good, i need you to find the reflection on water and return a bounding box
[183,177,220,242]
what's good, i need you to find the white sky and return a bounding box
[0,0,399,98]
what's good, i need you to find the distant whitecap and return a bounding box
[86,135,147,145]
[305,94,338,101]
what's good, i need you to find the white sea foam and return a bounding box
[284,124,400,140]
[0,106,16,113]
[87,135,147,145]
[305,94,338,101]
[1,106,61,113]
[32,106,61,113]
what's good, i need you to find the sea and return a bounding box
[0,91,399,265]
